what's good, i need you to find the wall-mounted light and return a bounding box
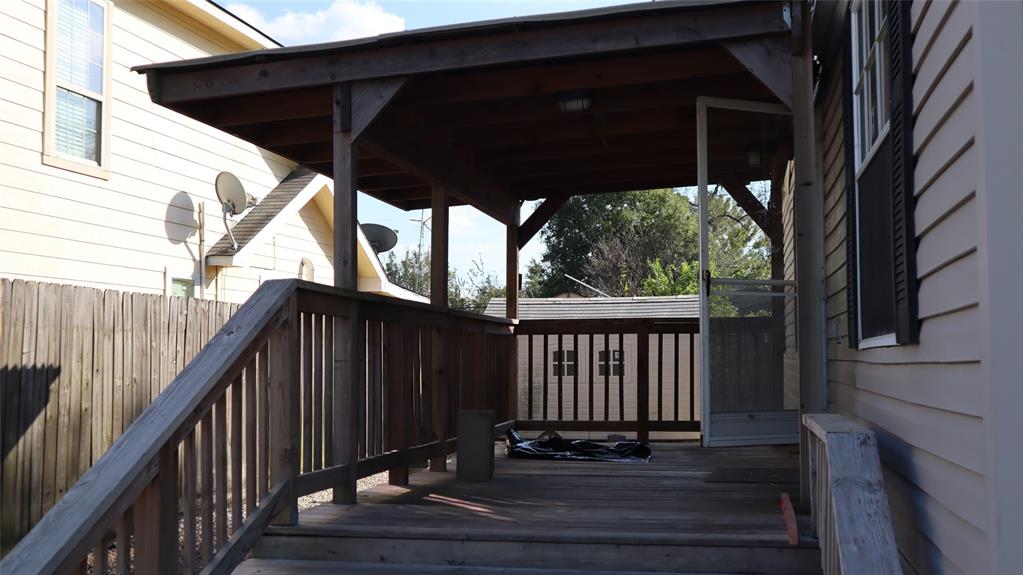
[557,91,592,113]
[745,146,762,168]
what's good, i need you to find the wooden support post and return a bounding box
[332,83,362,505]
[506,209,520,422]
[791,1,826,506]
[636,325,650,444]
[270,295,299,525]
[132,444,178,573]
[429,185,449,472]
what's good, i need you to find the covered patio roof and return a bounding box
[134,0,797,225]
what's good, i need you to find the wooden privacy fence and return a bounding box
[0,279,515,574]
[0,279,239,554]
[514,318,701,442]
[803,414,901,575]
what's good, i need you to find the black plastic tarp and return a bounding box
[505,429,651,463]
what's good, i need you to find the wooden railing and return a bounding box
[803,414,901,575]
[0,280,514,574]
[514,318,700,441]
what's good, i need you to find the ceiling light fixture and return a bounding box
[557,91,592,113]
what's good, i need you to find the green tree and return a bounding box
[383,248,504,314]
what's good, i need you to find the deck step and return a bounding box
[252,525,821,574]
[234,558,757,575]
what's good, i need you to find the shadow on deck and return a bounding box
[238,442,822,574]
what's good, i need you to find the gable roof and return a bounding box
[484,296,699,320]
[206,169,428,303]
[207,169,318,260]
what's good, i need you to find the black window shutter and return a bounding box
[841,11,859,348]
[888,0,920,344]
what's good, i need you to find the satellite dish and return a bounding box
[214,171,257,252]
[362,223,398,253]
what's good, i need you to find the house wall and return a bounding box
[816,2,989,573]
[0,0,331,300]
[214,203,335,304]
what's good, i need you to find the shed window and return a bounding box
[597,349,623,377]
[552,349,576,377]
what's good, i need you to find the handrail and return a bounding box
[1,279,517,574]
[803,414,902,575]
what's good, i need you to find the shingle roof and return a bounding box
[207,168,318,256]
[484,296,699,320]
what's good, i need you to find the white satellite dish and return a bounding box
[362,223,398,253]
[215,171,257,252]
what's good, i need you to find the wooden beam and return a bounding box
[183,87,333,127]
[506,208,520,317]
[791,2,825,506]
[331,83,361,506]
[145,3,790,104]
[430,186,449,308]
[351,77,407,140]
[517,195,568,248]
[361,115,518,225]
[722,36,793,109]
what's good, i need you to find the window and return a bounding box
[552,350,576,377]
[171,278,194,298]
[44,0,110,177]
[845,0,919,349]
[597,349,623,377]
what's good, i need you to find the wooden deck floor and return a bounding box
[238,442,822,574]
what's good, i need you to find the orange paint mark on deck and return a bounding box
[780,492,799,545]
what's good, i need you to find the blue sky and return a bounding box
[222,0,633,279]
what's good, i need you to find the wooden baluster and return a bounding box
[115,512,130,574]
[556,333,563,421]
[572,333,579,421]
[368,321,381,457]
[323,319,334,468]
[588,334,594,422]
[542,333,548,421]
[133,443,178,574]
[200,410,214,564]
[231,379,243,536]
[270,295,299,523]
[674,332,680,422]
[182,429,197,573]
[257,344,269,499]
[244,359,257,517]
[618,332,625,422]
[429,325,448,471]
[657,332,663,422]
[636,326,649,443]
[526,334,533,420]
[419,326,433,448]
[214,393,228,548]
[689,333,695,422]
[386,323,409,485]
[312,314,323,471]
[603,333,610,421]
[301,313,313,473]
[92,541,107,575]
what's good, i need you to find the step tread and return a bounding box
[234,559,749,575]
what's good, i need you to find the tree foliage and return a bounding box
[524,186,771,298]
[382,248,505,314]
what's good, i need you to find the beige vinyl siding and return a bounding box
[217,204,335,304]
[817,1,986,573]
[0,0,309,295]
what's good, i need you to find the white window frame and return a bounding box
[43,0,112,179]
[850,0,897,349]
[597,349,623,377]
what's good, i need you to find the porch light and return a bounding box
[745,146,762,168]
[557,91,591,113]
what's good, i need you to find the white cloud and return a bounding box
[228,1,405,45]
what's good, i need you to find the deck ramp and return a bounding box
[235,443,821,574]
